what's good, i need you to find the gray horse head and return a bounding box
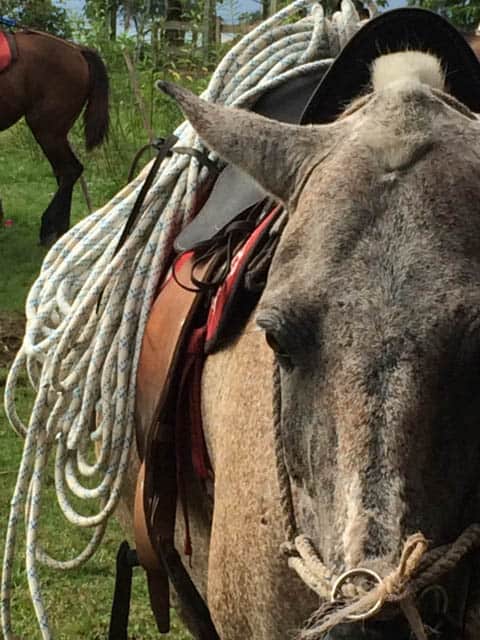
[161,50,480,638]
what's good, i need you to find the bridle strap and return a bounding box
[114,134,179,258]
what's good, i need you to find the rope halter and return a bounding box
[282,524,480,639]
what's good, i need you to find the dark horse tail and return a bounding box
[81,48,110,150]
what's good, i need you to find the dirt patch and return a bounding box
[0,311,25,368]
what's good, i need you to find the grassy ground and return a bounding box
[0,124,132,312]
[0,105,194,637]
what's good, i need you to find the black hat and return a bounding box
[301,7,480,123]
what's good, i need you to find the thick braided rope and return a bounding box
[406,523,480,598]
[272,363,297,544]
[1,2,365,638]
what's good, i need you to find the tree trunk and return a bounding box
[152,19,160,68]
[202,0,211,53]
[165,0,184,46]
[262,0,269,20]
[202,0,216,52]
[109,1,117,40]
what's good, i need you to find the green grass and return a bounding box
[0,69,206,636]
[0,131,51,311]
[0,125,124,313]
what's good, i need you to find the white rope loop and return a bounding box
[1,2,364,637]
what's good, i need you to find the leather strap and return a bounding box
[135,462,172,632]
[135,253,216,457]
[108,541,139,640]
[114,134,179,258]
[159,543,220,640]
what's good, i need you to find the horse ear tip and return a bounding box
[156,79,169,93]
[156,80,179,99]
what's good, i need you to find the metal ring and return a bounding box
[331,568,384,621]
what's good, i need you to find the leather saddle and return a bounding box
[176,7,480,253]
[0,30,17,72]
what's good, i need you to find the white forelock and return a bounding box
[371,51,445,92]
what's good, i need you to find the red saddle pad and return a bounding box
[0,32,12,72]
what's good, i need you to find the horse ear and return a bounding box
[157,81,339,205]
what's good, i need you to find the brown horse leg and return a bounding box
[27,124,83,246]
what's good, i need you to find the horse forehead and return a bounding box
[268,130,480,310]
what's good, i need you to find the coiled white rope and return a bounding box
[1,1,365,637]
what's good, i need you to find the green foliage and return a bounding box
[237,10,261,23]
[0,0,72,37]
[120,0,167,22]
[85,0,184,43]
[408,0,480,31]
[83,0,108,25]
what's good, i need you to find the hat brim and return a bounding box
[301,7,480,124]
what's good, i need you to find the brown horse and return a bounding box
[0,30,109,246]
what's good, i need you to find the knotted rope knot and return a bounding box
[286,532,430,638]
[380,532,429,601]
[331,533,429,606]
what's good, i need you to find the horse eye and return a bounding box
[265,332,295,371]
